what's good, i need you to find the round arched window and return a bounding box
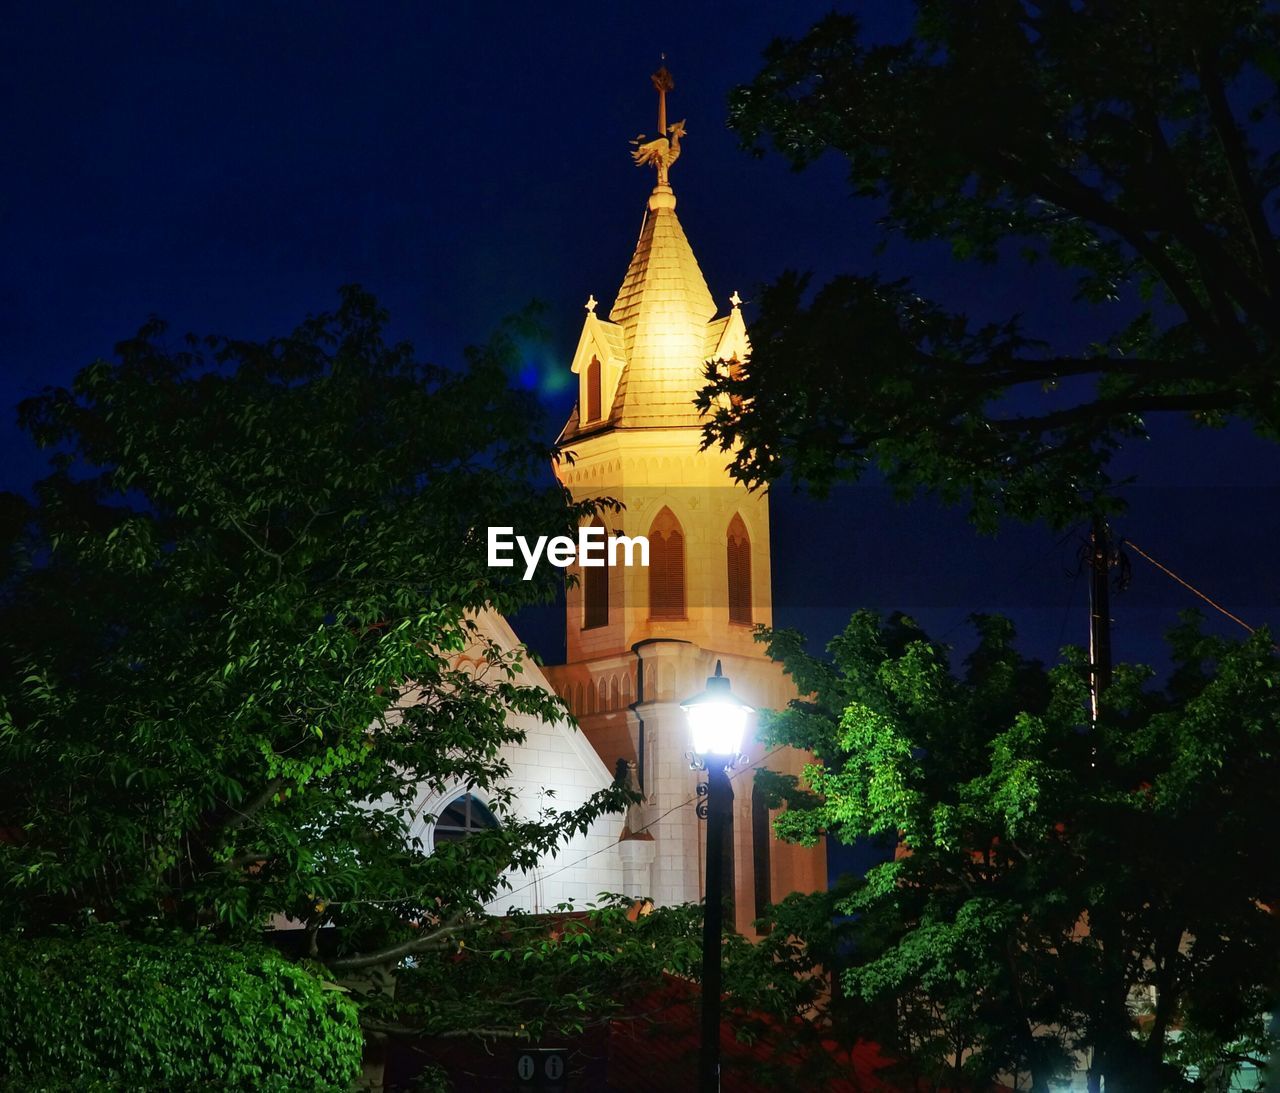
[433,793,500,846]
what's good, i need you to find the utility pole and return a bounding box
[1088,513,1113,725]
[1084,512,1131,1093]
[1085,513,1130,723]
[1085,514,1111,1093]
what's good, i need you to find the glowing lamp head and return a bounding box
[681,661,753,758]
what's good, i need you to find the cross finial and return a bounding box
[729,291,742,309]
[652,63,674,138]
[585,294,597,315]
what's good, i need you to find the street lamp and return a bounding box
[681,660,753,1093]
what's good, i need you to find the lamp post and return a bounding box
[681,660,753,1093]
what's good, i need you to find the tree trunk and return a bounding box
[1096,1033,1164,1093]
[344,962,397,1093]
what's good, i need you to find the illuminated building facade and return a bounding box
[540,68,826,932]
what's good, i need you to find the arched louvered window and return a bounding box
[648,507,685,619]
[582,518,609,630]
[585,357,602,423]
[727,513,752,626]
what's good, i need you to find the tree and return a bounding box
[0,287,632,978]
[380,894,861,1091]
[700,1,1280,528]
[753,611,1280,1091]
[0,931,364,1090]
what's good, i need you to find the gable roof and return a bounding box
[469,609,617,790]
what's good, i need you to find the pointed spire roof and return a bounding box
[603,184,718,427]
[558,66,744,441]
[610,189,715,331]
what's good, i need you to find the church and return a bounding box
[422,68,826,933]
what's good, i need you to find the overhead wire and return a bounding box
[1124,538,1261,638]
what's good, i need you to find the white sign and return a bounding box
[488,525,649,580]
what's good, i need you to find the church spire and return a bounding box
[556,64,725,438]
[607,68,715,426]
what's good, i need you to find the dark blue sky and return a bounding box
[4,3,1277,671]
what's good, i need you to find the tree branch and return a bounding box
[990,390,1242,434]
[325,918,470,972]
[224,850,271,869]
[226,513,285,573]
[991,149,1225,346]
[218,777,285,836]
[360,1018,536,1040]
[994,140,1277,345]
[962,355,1210,388]
[1130,103,1258,348]
[1195,48,1280,299]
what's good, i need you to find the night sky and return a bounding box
[4,3,1277,673]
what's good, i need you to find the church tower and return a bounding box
[543,68,825,933]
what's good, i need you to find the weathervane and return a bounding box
[630,62,686,186]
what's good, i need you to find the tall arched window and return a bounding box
[433,793,500,846]
[727,513,752,625]
[582,518,608,630]
[648,506,685,619]
[585,357,602,423]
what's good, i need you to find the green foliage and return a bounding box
[384,896,706,1042]
[701,2,1280,528]
[385,892,865,1090]
[0,286,632,974]
[754,610,1280,1092]
[0,931,362,1091]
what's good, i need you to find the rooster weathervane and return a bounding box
[631,63,685,186]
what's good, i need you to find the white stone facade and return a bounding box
[408,611,627,914]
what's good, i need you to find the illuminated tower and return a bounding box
[543,68,825,932]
